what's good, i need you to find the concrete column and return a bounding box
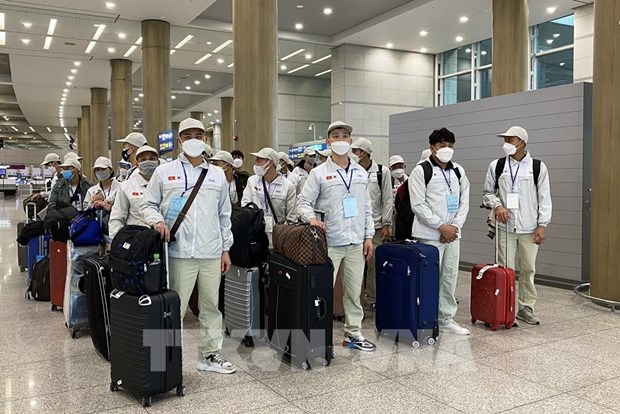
[492,0,529,96]
[76,117,81,146]
[190,112,204,121]
[221,97,234,152]
[80,106,91,176]
[142,20,170,147]
[590,0,620,301]
[90,88,108,177]
[110,59,132,164]
[233,0,278,156]
[212,124,222,151]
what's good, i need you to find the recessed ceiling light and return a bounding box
[546,6,557,14]
[107,47,116,53]
[138,93,144,97]
[21,38,31,45]
[481,50,487,55]
[29,126,35,132]
[207,112,212,116]
[63,88,69,92]
[204,74,211,79]
[194,80,201,85]
[465,48,472,53]
[280,64,287,70]
[185,86,191,90]
[70,69,77,74]
[420,30,428,37]
[23,22,32,28]
[295,23,303,30]
[459,16,469,23]
[227,62,234,68]
[171,95,176,100]
[11,126,18,131]
[118,33,127,40]
[67,76,74,80]
[323,7,333,15]
[420,47,428,53]
[215,119,220,123]
[546,39,553,44]
[105,2,116,9]
[296,4,303,9]
[214,110,219,114]
[455,35,464,42]
[46,127,52,132]
[217,58,224,64]
[305,53,312,60]
[560,62,565,66]
[65,81,72,86]
[553,33,560,38]
[74,61,81,67]
[206,41,212,45]
[386,42,394,49]
[134,97,139,102]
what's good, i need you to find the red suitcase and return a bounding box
[49,240,68,312]
[470,264,515,331]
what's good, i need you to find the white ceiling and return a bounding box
[0,0,593,150]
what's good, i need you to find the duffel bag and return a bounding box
[272,222,328,266]
[69,210,102,246]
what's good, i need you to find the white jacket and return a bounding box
[141,154,234,259]
[84,178,120,209]
[109,173,150,240]
[482,153,552,233]
[298,156,374,247]
[282,171,302,194]
[292,165,309,190]
[365,160,394,229]
[409,158,470,241]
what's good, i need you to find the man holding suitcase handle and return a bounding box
[142,118,236,374]
[298,120,377,352]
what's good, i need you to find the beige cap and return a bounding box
[64,151,83,161]
[419,149,432,162]
[498,126,528,143]
[317,148,332,158]
[351,137,373,154]
[327,120,353,135]
[178,118,205,134]
[204,143,214,158]
[278,151,294,167]
[389,155,405,167]
[40,153,61,166]
[303,147,316,156]
[117,132,147,147]
[60,158,81,170]
[209,150,234,166]
[250,147,279,165]
[93,156,113,170]
[136,145,159,158]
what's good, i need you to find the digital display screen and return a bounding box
[158,130,176,154]
[289,143,328,162]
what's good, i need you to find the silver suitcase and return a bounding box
[224,265,262,347]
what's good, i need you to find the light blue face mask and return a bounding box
[61,170,74,180]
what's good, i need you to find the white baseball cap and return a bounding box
[250,147,279,165]
[209,150,234,166]
[40,153,61,166]
[178,118,205,134]
[204,143,214,158]
[497,126,528,143]
[278,151,294,167]
[389,155,405,167]
[136,145,159,158]
[92,156,113,170]
[317,148,332,158]
[351,137,373,154]
[117,132,147,147]
[64,151,83,161]
[327,120,353,135]
[303,147,316,156]
[59,158,81,170]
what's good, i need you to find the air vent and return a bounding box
[65,42,76,46]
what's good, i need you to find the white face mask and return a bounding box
[316,159,323,166]
[435,147,454,163]
[182,139,206,158]
[330,141,351,156]
[391,169,405,179]
[232,158,243,169]
[95,170,111,181]
[253,162,270,177]
[349,153,360,163]
[503,143,517,156]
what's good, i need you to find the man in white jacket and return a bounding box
[483,126,552,325]
[409,127,470,335]
[141,118,236,374]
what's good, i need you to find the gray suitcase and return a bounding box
[224,265,263,347]
[17,221,28,272]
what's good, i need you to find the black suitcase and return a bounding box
[268,253,334,370]
[84,256,112,361]
[17,221,29,272]
[27,256,50,301]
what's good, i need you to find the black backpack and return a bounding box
[27,257,50,301]
[393,161,462,241]
[109,225,166,295]
[44,203,79,242]
[229,203,269,268]
[494,157,541,191]
[17,221,45,246]
[23,197,47,220]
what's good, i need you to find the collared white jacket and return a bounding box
[282,171,302,194]
[109,173,150,240]
[141,154,234,259]
[84,178,120,209]
[409,158,470,241]
[365,160,394,229]
[482,152,552,233]
[298,156,374,247]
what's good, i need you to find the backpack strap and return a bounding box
[377,163,383,199]
[494,157,507,192]
[422,160,433,186]
[532,158,541,192]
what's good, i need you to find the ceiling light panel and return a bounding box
[174,34,194,50]
[315,69,331,77]
[281,48,305,61]
[195,53,212,64]
[212,39,232,53]
[311,54,331,64]
[288,64,309,74]
[47,18,57,36]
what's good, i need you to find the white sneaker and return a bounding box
[197,353,237,374]
[440,321,470,335]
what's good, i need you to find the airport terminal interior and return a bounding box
[3,0,620,413]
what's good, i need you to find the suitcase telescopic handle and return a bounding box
[314,297,326,321]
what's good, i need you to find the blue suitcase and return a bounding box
[28,235,49,281]
[375,241,440,347]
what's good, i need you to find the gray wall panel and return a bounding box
[390,83,591,286]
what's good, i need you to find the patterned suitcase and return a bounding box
[224,265,263,347]
[375,241,440,347]
[470,264,516,331]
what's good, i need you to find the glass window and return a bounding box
[442,73,471,105]
[536,48,573,89]
[535,15,574,53]
[479,38,492,66]
[442,46,472,75]
[479,69,492,99]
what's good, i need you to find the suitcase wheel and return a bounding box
[70,329,80,339]
[176,385,186,397]
[427,338,436,346]
[471,318,476,325]
[242,336,255,348]
[141,396,152,407]
[51,305,57,312]
[490,324,499,331]
[110,381,119,392]
[319,358,330,367]
[505,324,512,330]
[301,361,310,370]
[19,266,25,272]
[412,341,420,348]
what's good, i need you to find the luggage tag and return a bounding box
[446,193,459,213]
[506,192,519,210]
[166,195,187,221]
[342,194,358,218]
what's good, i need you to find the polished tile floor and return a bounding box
[1,196,620,413]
